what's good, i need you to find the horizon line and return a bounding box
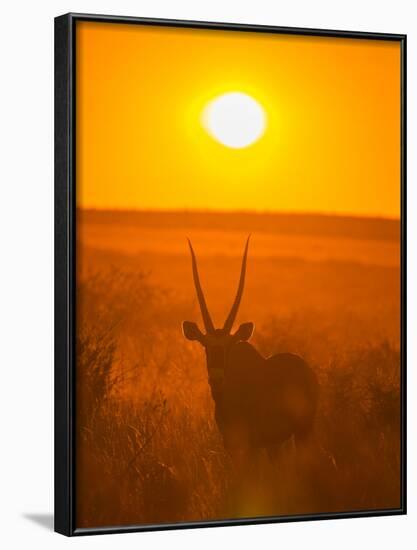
[76,206,400,223]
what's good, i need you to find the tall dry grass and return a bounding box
[75,260,401,528]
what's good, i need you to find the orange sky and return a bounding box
[76,21,401,218]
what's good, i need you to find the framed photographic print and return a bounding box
[55,13,406,536]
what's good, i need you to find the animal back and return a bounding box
[224,344,318,447]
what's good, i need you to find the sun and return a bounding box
[202,92,266,149]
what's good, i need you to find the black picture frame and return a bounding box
[54,12,407,537]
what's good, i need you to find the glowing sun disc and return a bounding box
[202,92,266,149]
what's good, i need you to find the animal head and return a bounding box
[182,236,254,372]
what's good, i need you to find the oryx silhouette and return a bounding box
[182,236,319,458]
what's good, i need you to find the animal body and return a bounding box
[182,236,319,457]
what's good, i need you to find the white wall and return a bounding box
[0,0,414,547]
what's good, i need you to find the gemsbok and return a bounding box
[182,236,319,459]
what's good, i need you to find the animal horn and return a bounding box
[187,239,215,333]
[223,235,250,333]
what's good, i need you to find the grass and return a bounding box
[75,263,401,528]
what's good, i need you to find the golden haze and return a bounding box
[76,22,401,218]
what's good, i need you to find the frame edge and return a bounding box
[54,13,74,537]
[400,34,407,516]
[59,12,406,41]
[53,12,407,536]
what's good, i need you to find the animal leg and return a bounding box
[294,428,316,470]
[294,428,313,449]
[294,430,340,510]
[266,444,282,464]
[225,447,262,517]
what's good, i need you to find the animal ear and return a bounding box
[234,322,254,341]
[182,321,205,342]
